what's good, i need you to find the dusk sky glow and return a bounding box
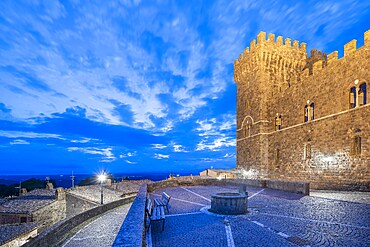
[0,0,369,175]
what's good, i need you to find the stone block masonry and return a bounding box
[235,30,370,191]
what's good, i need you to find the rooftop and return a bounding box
[0,189,55,214]
[67,180,150,204]
[0,223,37,245]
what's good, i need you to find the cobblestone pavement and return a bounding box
[149,186,370,247]
[62,203,132,247]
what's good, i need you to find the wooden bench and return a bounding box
[146,198,165,231]
[154,192,171,213]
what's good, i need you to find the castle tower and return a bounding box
[234,32,307,177]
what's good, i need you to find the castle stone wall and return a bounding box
[235,30,370,190]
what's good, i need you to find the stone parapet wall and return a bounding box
[112,184,147,247]
[65,192,99,218]
[23,196,135,247]
[147,177,309,195]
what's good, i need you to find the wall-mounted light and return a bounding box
[322,156,335,162]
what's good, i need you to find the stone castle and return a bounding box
[234,30,370,190]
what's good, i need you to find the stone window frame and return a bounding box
[241,115,254,138]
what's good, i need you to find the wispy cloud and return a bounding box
[67,147,116,162]
[10,139,30,145]
[196,137,235,151]
[152,144,167,149]
[154,153,170,159]
[119,151,136,158]
[70,137,100,143]
[0,130,64,139]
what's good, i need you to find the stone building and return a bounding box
[199,169,238,179]
[234,30,370,190]
[0,189,66,231]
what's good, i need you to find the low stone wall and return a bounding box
[266,180,309,195]
[112,184,147,247]
[311,181,370,191]
[147,177,309,195]
[23,196,135,247]
[65,192,99,218]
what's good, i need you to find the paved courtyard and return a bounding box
[148,186,370,247]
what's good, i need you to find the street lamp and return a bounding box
[97,173,107,205]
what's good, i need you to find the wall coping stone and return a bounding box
[112,184,147,247]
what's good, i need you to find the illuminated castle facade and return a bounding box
[234,30,370,190]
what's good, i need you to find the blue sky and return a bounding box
[0,0,369,175]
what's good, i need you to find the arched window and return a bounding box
[304,105,308,122]
[359,83,367,106]
[275,114,282,130]
[349,87,356,108]
[304,102,314,122]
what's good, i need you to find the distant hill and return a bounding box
[0,179,17,186]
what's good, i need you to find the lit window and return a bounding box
[275,114,282,130]
[304,102,314,122]
[310,103,314,120]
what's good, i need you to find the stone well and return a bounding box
[210,192,248,215]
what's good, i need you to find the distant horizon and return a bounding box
[0,168,207,177]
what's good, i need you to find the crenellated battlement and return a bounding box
[236,31,306,58]
[234,31,307,84]
[235,29,370,83]
[301,29,370,77]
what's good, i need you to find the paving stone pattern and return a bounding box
[150,186,370,247]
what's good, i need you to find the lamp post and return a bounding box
[97,173,107,205]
